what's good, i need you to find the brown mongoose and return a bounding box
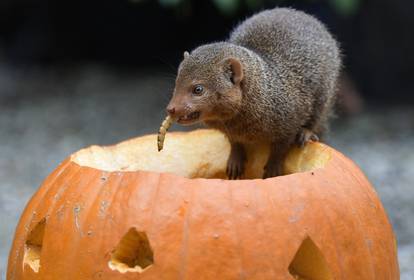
[165,7,341,179]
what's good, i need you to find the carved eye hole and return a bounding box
[192,85,204,95]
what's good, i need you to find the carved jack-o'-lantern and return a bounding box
[8,129,399,279]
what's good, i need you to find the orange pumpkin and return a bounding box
[8,129,399,280]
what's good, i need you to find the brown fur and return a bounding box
[167,8,341,178]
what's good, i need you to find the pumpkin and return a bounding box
[7,129,399,280]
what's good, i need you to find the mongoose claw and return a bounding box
[296,128,319,147]
[226,159,244,180]
[227,143,246,180]
[226,154,246,180]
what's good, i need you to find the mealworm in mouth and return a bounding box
[157,115,174,152]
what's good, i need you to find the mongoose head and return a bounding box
[166,43,244,125]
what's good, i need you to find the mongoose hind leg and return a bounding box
[295,97,332,147]
[226,142,247,180]
[263,140,292,178]
[296,128,319,147]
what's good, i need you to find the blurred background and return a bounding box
[0,0,413,278]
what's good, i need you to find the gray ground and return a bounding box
[0,65,413,279]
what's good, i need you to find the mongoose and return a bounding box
[165,7,341,179]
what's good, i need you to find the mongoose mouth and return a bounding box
[177,111,201,125]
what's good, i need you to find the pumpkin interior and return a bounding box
[72,129,332,179]
[23,218,46,273]
[108,228,154,273]
[288,237,333,280]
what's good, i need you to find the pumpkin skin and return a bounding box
[7,129,399,280]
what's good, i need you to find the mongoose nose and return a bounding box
[167,107,176,115]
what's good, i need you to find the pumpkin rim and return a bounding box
[70,129,334,182]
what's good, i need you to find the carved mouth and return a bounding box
[177,111,201,124]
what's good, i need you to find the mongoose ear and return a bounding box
[224,58,243,85]
[183,51,190,59]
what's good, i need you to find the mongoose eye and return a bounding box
[193,85,204,95]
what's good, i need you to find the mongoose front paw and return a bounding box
[263,161,283,178]
[226,158,245,180]
[296,128,319,147]
[226,155,245,180]
[227,143,246,180]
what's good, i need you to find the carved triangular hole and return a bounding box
[23,218,46,273]
[108,228,154,273]
[288,236,333,280]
